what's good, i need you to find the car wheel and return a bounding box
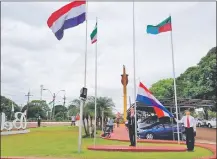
[208,123,212,128]
[198,123,201,127]
[146,133,154,140]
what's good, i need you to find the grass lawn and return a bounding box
[1,126,213,159]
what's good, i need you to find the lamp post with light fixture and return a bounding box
[42,88,65,120]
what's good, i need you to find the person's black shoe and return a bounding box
[129,144,133,146]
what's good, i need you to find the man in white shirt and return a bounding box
[71,116,76,126]
[107,118,114,133]
[178,109,196,151]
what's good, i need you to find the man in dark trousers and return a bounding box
[37,116,41,127]
[178,109,196,151]
[127,107,136,146]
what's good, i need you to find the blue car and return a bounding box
[137,122,186,141]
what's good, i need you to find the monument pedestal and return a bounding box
[1,129,30,136]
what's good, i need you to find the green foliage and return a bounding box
[55,111,67,121]
[177,47,216,101]
[53,105,67,121]
[68,96,115,137]
[149,78,174,99]
[149,47,217,111]
[208,110,216,119]
[22,100,50,119]
[0,96,20,120]
[53,105,67,115]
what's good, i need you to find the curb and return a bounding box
[105,137,216,159]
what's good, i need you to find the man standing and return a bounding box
[116,112,120,128]
[71,115,76,126]
[37,116,41,127]
[179,109,196,151]
[127,107,136,146]
[107,118,114,133]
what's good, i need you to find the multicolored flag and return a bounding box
[136,82,173,118]
[90,22,97,44]
[146,16,172,35]
[47,1,86,40]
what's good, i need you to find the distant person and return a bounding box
[107,118,114,133]
[71,115,76,126]
[116,113,120,128]
[37,116,41,127]
[127,107,136,146]
[116,117,120,128]
[176,109,196,151]
[89,124,94,138]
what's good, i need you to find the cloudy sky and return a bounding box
[1,1,216,113]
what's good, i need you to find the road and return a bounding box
[196,127,216,143]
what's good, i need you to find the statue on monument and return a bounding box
[121,65,128,121]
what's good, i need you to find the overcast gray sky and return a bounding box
[1,2,216,113]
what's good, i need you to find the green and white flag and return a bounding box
[90,22,97,44]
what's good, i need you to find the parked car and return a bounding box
[206,118,216,128]
[195,118,206,127]
[138,116,157,129]
[138,115,172,129]
[137,122,186,141]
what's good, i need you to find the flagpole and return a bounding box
[170,14,180,144]
[132,0,137,146]
[78,0,88,153]
[94,17,98,147]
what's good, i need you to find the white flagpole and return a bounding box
[78,0,88,153]
[11,102,14,112]
[170,14,180,144]
[94,17,98,147]
[11,101,14,120]
[133,0,137,146]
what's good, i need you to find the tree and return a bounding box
[69,96,115,137]
[149,46,216,115]
[149,78,174,99]
[22,100,50,119]
[53,105,67,120]
[177,47,216,111]
[68,105,79,117]
[0,96,20,120]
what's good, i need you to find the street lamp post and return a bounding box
[43,88,65,120]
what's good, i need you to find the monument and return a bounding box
[121,65,128,121]
[0,111,30,135]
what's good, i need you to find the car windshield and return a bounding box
[154,124,163,129]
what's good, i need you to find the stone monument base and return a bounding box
[1,129,30,136]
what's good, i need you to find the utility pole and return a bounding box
[52,93,56,120]
[25,90,33,119]
[40,85,44,116]
[40,85,43,101]
[63,95,66,107]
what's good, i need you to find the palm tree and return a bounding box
[69,99,89,136]
[87,96,115,129]
[69,96,115,137]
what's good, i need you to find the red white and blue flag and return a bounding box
[47,1,86,40]
[136,82,173,118]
